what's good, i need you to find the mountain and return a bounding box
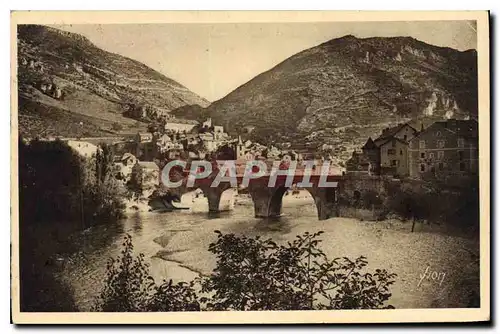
[17,25,209,138]
[173,35,477,162]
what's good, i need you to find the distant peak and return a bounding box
[336,34,359,42]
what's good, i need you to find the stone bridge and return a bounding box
[162,161,343,221]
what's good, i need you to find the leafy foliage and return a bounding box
[200,231,397,310]
[94,234,155,312]
[95,232,397,311]
[383,179,479,231]
[94,234,200,312]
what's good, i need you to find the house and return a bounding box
[359,123,418,177]
[136,132,153,143]
[266,146,282,159]
[408,119,478,179]
[113,153,138,182]
[66,140,98,158]
[375,123,418,145]
[345,151,372,175]
[131,161,160,197]
[199,132,216,151]
[361,138,380,174]
[377,137,410,176]
[135,132,155,161]
[213,125,224,134]
[155,134,174,153]
[121,153,137,167]
[164,118,199,133]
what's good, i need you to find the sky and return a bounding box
[55,21,477,102]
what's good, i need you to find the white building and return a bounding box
[66,140,99,158]
[164,119,199,133]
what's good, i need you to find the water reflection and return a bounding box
[55,192,317,311]
[131,211,143,234]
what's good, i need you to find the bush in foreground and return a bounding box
[94,232,397,311]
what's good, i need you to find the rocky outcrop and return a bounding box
[174,36,477,158]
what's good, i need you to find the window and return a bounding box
[459,163,466,171]
[436,131,441,137]
[420,164,426,172]
[388,148,396,155]
[438,162,444,170]
[437,140,445,148]
[429,153,435,160]
[458,138,465,148]
[458,151,464,160]
[438,151,444,160]
[400,149,403,155]
[420,152,426,159]
[391,160,399,166]
[419,140,426,149]
[392,140,396,148]
[403,135,407,141]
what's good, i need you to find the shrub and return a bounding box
[94,234,200,312]
[93,234,155,312]
[383,178,479,232]
[199,231,397,310]
[95,232,397,311]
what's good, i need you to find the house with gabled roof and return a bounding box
[351,123,418,177]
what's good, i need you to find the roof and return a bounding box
[376,137,408,148]
[121,153,136,161]
[199,132,214,139]
[166,118,199,125]
[435,119,478,138]
[410,119,478,142]
[362,137,377,149]
[137,161,159,170]
[346,151,371,169]
[137,132,153,138]
[375,123,417,142]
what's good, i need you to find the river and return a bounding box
[55,192,480,311]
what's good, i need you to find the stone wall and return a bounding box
[337,174,392,202]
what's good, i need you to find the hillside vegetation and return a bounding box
[17,25,209,138]
[173,35,477,162]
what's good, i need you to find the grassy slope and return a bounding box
[17,25,209,138]
[173,36,477,163]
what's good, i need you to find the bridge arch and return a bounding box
[178,183,235,212]
[249,183,338,220]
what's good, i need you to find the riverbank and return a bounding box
[55,198,479,311]
[152,213,479,309]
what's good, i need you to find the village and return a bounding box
[15,21,485,316]
[55,111,479,211]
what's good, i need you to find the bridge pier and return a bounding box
[192,182,233,213]
[200,184,230,212]
[308,187,338,220]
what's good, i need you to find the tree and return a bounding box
[95,143,114,185]
[94,234,200,312]
[93,234,155,312]
[200,231,397,310]
[384,186,430,232]
[95,232,398,312]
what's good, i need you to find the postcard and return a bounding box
[10,10,490,324]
